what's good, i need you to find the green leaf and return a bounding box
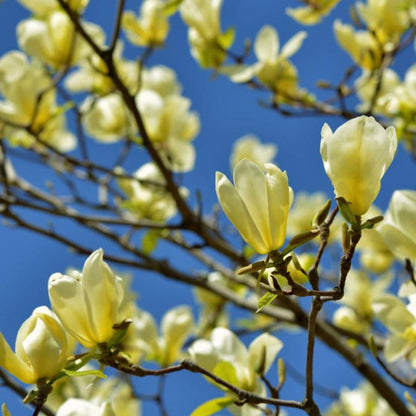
[63,369,107,379]
[191,397,235,416]
[142,229,161,254]
[213,361,239,386]
[256,292,277,313]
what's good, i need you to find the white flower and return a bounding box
[216,159,292,254]
[48,249,125,348]
[320,116,397,215]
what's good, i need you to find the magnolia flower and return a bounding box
[286,191,342,243]
[56,399,115,416]
[333,269,391,334]
[188,328,282,415]
[378,190,416,262]
[230,135,277,171]
[65,43,138,96]
[0,51,75,151]
[17,11,104,69]
[325,382,393,415]
[216,158,292,254]
[82,94,135,142]
[372,294,416,366]
[225,26,306,103]
[117,162,186,222]
[135,89,199,172]
[122,306,194,366]
[286,0,340,25]
[355,69,400,115]
[320,116,397,216]
[48,372,140,415]
[357,206,394,273]
[122,0,169,47]
[17,0,89,17]
[141,65,181,97]
[48,249,125,348]
[180,0,233,68]
[334,21,381,70]
[0,306,68,384]
[356,0,410,45]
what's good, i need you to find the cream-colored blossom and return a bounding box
[334,21,381,70]
[333,270,391,334]
[141,65,181,97]
[320,116,397,216]
[136,89,199,172]
[122,306,194,366]
[117,162,186,222]
[286,191,342,243]
[65,43,138,96]
[48,249,125,348]
[230,135,277,171]
[356,0,411,45]
[17,11,104,69]
[355,69,401,116]
[0,306,68,384]
[122,0,169,47]
[180,0,233,68]
[0,51,75,151]
[188,328,282,415]
[56,399,115,416]
[216,158,293,254]
[379,190,416,263]
[372,294,416,366]
[48,371,140,415]
[17,0,89,17]
[82,94,135,142]
[286,0,340,25]
[325,382,393,415]
[225,26,306,103]
[357,206,394,273]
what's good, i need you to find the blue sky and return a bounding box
[0,0,415,414]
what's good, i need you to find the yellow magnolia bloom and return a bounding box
[320,116,397,216]
[334,21,381,71]
[82,93,135,142]
[17,11,104,69]
[356,0,410,45]
[286,0,340,25]
[122,0,169,47]
[230,134,277,171]
[180,0,234,68]
[17,0,89,17]
[48,249,125,348]
[0,51,75,151]
[0,306,68,384]
[116,162,187,222]
[216,158,292,254]
[379,190,416,262]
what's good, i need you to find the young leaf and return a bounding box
[63,369,107,379]
[256,292,277,313]
[191,397,235,416]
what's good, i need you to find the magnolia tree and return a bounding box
[1,0,416,415]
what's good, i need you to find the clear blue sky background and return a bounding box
[0,0,415,414]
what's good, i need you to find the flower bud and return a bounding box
[0,307,68,384]
[216,159,292,254]
[321,116,397,216]
[48,249,125,348]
